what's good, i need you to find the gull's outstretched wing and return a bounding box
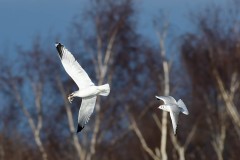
[169,108,180,135]
[55,43,94,89]
[156,96,177,104]
[177,99,189,115]
[77,96,97,132]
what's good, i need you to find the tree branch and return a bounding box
[56,77,84,160]
[128,111,160,160]
[212,68,240,133]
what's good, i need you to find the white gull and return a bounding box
[55,42,110,133]
[156,96,189,135]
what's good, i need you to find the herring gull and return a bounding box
[55,42,110,133]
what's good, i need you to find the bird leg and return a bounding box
[68,93,74,103]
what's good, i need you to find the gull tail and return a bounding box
[98,84,110,96]
[177,99,189,115]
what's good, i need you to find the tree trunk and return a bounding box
[160,54,169,160]
[158,22,169,160]
[178,148,185,160]
[56,78,84,160]
[34,131,48,160]
[0,144,4,160]
[161,111,168,160]
[13,83,48,160]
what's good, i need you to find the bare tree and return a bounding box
[55,0,142,160]
[3,0,240,159]
[1,46,49,160]
[127,15,172,160]
[128,110,160,160]
[56,78,85,160]
[155,17,169,160]
[170,120,197,160]
[181,3,240,158]
[206,100,226,160]
[85,16,122,160]
[211,68,240,135]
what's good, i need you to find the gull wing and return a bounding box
[169,107,180,135]
[155,96,177,104]
[177,99,189,115]
[55,43,94,89]
[77,96,97,132]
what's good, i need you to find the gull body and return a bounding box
[73,85,109,98]
[55,42,110,133]
[156,96,189,135]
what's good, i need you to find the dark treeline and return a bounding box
[0,0,240,160]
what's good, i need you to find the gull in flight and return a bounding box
[55,42,110,133]
[156,96,189,135]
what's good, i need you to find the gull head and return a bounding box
[158,104,169,112]
[158,105,164,109]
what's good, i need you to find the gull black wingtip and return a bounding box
[76,124,84,133]
[55,42,64,59]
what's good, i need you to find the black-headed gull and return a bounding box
[55,42,110,133]
[156,96,189,135]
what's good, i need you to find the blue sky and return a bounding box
[0,0,228,54]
